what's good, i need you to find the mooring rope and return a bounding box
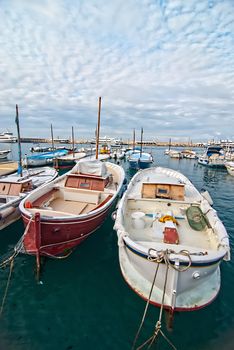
[132,260,161,350]
[132,249,184,350]
[0,216,34,269]
[0,259,14,317]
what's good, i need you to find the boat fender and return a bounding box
[111,210,117,221]
[201,190,213,206]
[25,201,33,208]
[0,206,16,220]
[159,215,178,225]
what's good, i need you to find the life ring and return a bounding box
[25,201,33,209]
[159,215,178,225]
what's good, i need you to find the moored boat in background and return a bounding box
[198,146,225,167]
[0,149,11,160]
[54,151,87,170]
[181,149,197,159]
[128,151,153,169]
[0,167,58,230]
[23,149,68,167]
[225,161,234,176]
[0,131,17,143]
[169,149,182,158]
[0,161,18,176]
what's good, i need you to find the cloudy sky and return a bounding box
[0,0,234,141]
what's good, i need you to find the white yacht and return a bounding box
[0,131,17,143]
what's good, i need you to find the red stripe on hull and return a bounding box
[22,205,112,257]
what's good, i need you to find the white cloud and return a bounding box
[0,0,233,141]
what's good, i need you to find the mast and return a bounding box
[169,138,171,151]
[15,104,23,176]
[95,97,102,160]
[140,127,143,156]
[51,124,54,151]
[133,128,135,151]
[72,126,75,157]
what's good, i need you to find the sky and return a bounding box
[0,0,234,142]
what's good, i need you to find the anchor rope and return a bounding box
[132,260,161,350]
[132,249,182,350]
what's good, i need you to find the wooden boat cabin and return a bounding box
[0,178,33,202]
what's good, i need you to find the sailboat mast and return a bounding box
[133,128,135,151]
[15,104,23,177]
[95,97,102,160]
[140,127,143,156]
[72,126,75,157]
[51,124,54,151]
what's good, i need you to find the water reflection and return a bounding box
[202,167,228,187]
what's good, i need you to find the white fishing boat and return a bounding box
[198,146,225,167]
[181,149,197,159]
[169,150,182,159]
[225,161,234,176]
[0,167,57,230]
[0,149,11,160]
[114,167,230,314]
[110,149,125,160]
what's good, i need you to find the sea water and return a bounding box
[0,145,233,350]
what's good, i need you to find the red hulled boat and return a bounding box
[19,160,125,257]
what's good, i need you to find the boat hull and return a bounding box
[21,201,114,257]
[198,158,225,167]
[119,243,221,311]
[129,160,152,169]
[0,203,21,230]
[225,163,234,176]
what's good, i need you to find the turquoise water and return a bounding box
[0,145,234,350]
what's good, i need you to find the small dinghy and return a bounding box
[114,166,230,314]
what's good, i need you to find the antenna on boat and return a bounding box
[95,97,101,160]
[15,104,23,177]
[72,126,75,158]
[140,127,143,156]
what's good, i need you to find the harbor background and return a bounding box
[0,144,233,350]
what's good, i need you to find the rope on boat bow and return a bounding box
[131,248,196,350]
[148,248,192,272]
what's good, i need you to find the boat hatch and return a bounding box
[141,183,185,201]
[65,174,111,191]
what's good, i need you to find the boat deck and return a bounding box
[27,185,115,217]
[49,198,96,215]
[125,199,217,250]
